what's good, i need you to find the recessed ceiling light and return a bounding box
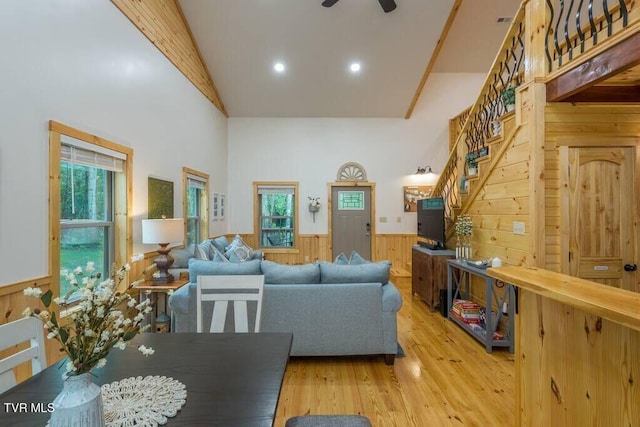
[349,62,361,73]
[273,62,285,73]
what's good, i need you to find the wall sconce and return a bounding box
[415,166,434,175]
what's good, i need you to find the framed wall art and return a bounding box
[212,192,219,220]
[148,177,174,218]
[403,185,433,212]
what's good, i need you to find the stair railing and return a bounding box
[432,2,527,232]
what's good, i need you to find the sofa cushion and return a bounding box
[319,261,391,285]
[261,260,320,284]
[171,244,195,268]
[188,258,262,282]
[210,236,230,254]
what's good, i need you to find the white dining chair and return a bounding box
[0,316,47,394]
[196,275,265,333]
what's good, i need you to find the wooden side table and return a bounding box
[134,279,189,333]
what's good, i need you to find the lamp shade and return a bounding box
[142,218,184,244]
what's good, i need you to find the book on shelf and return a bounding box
[450,310,480,324]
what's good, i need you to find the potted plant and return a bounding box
[501,85,516,112]
[466,154,478,176]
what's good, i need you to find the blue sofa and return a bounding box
[168,258,403,364]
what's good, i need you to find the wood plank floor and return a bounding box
[274,282,515,426]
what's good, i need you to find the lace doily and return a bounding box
[102,375,187,426]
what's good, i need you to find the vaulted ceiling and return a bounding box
[178,0,522,118]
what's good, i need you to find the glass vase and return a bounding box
[455,236,463,260]
[463,235,472,260]
[50,372,104,427]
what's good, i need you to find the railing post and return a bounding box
[526,0,550,80]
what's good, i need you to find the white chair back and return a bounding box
[197,275,265,333]
[0,316,47,394]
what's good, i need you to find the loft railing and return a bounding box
[545,0,634,73]
[432,2,527,230]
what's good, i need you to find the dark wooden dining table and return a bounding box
[0,332,293,426]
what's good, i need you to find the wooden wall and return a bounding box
[238,233,416,269]
[110,0,226,115]
[544,103,640,272]
[518,289,640,426]
[464,120,530,267]
[0,251,158,385]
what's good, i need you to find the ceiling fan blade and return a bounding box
[378,0,397,13]
[321,0,340,7]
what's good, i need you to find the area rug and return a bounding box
[397,342,405,357]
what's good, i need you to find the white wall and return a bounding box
[0,1,227,286]
[227,73,484,235]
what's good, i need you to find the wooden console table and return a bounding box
[411,246,455,311]
[447,259,515,353]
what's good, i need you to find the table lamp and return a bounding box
[142,218,184,284]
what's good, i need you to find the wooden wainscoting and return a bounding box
[0,276,59,382]
[0,250,159,385]
[238,233,416,267]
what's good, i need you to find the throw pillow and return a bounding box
[261,260,320,284]
[194,241,212,260]
[188,258,262,283]
[170,244,195,268]
[334,252,349,265]
[210,236,230,254]
[319,260,391,285]
[225,235,255,261]
[348,251,370,265]
[211,247,230,263]
[227,248,246,263]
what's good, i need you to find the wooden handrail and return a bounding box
[433,1,527,200]
[488,266,640,333]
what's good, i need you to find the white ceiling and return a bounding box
[178,0,521,118]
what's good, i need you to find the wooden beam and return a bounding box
[546,30,640,102]
[404,0,462,119]
[563,85,640,102]
[110,0,227,116]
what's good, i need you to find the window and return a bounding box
[50,121,132,301]
[183,168,209,246]
[254,182,299,250]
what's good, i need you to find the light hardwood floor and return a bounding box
[274,281,515,427]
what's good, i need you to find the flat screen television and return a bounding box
[417,197,446,250]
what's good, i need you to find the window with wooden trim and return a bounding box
[49,121,132,301]
[183,168,209,246]
[254,182,299,251]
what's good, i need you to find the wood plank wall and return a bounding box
[544,103,640,272]
[464,124,530,266]
[110,0,226,115]
[238,233,416,269]
[519,288,640,426]
[0,251,159,385]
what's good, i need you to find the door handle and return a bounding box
[624,264,638,272]
[365,222,371,236]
